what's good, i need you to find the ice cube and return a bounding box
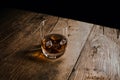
[46,40,53,48]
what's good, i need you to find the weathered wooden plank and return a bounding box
[0,16,93,80]
[52,19,93,80]
[69,25,120,80]
[103,27,120,45]
[0,9,32,33]
[0,9,37,42]
[0,10,58,61]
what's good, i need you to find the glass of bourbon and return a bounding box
[40,19,68,59]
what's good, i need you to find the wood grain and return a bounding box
[51,18,93,80]
[0,9,58,61]
[69,25,120,80]
[0,9,93,80]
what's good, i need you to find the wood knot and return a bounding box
[90,45,100,57]
[68,34,72,37]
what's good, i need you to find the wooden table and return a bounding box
[0,9,120,80]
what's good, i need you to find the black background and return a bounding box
[0,0,119,29]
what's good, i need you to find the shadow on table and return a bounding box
[13,45,63,80]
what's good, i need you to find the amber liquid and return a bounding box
[41,34,67,59]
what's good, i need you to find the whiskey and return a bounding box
[41,34,67,59]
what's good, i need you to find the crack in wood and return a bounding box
[71,68,76,73]
[116,29,120,39]
[67,25,94,80]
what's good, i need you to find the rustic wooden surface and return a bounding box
[0,9,120,80]
[69,26,120,80]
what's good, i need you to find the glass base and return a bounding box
[41,46,64,59]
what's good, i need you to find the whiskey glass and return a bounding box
[40,19,68,59]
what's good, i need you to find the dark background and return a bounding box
[0,0,119,29]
